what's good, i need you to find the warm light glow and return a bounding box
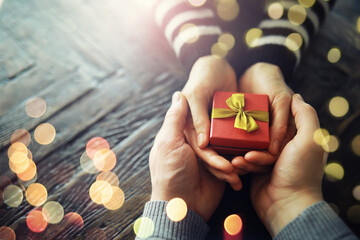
[86,137,110,159]
[327,47,341,63]
[26,183,48,206]
[245,28,262,47]
[321,135,339,153]
[0,226,16,240]
[351,135,360,157]
[10,129,31,146]
[43,201,64,224]
[96,171,119,186]
[313,128,330,146]
[224,214,243,236]
[352,185,360,201]
[347,205,360,224]
[8,142,28,158]
[63,212,84,230]
[298,0,315,8]
[3,184,23,207]
[9,151,30,174]
[329,96,349,117]
[80,151,100,174]
[179,23,200,44]
[104,186,125,210]
[268,2,283,19]
[25,97,47,118]
[211,42,228,57]
[89,180,113,204]
[357,17,360,33]
[27,209,48,233]
[34,123,56,145]
[17,160,37,181]
[218,33,235,51]
[187,0,206,7]
[325,162,344,182]
[286,33,303,51]
[133,217,154,239]
[93,149,117,172]
[166,198,188,222]
[288,5,307,25]
[216,0,239,21]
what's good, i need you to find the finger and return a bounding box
[244,151,277,165]
[158,92,188,138]
[291,94,320,137]
[182,89,211,148]
[184,119,234,173]
[232,156,272,173]
[203,163,243,191]
[234,167,248,175]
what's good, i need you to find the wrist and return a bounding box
[264,190,323,237]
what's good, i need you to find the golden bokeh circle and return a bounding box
[327,47,341,63]
[352,185,360,201]
[96,171,119,186]
[7,142,28,158]
[313,128,330,146]
[89,180,113,204]
[216,0,239,21]
[80,151,100,174]
[86,137,110,159]
[42,201,64,224]
[288,5,307,25]
[17,160,37,181]
[224,214,243,236]
[9,151,30,174]
[298,0,315,8]
[286,33,303,51]
[325,162,344,182]
[10,129,31,146]
[26,183,48,206]
[26,97,47,118]
[245,28,262,47]
[3,184,23,207]
[187,0,206,7]
[166,198,188,222]
[211,42,228,58]
[268,2,283,20]
[328,96,349,117]
[321,135,340,153]
[218,33,235,51]
[93,149,117,172]
[133,217,154,239]
[351,135,360,157]
[104,186,125,210]
[34,123,56,145]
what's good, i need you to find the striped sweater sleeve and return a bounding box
[154,0,336,81]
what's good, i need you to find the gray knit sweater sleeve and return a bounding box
[135,201,209,240]
[274,201,359,240]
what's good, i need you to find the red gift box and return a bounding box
[209,92,270,155]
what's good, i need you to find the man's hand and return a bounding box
[232,62,293,172]
[149,92,225,221]
[250,94,327,236]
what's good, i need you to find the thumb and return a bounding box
[160,92,189,136]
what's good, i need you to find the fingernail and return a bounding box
[294,93,304,102]
[172,91,181,103]
[197,133,204,147]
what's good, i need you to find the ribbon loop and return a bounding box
[211,93,269,132]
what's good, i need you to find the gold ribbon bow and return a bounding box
[211,93,269,132]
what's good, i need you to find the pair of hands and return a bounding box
[149,56,326,236]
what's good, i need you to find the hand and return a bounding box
[250,94,327,236]
[232,62,293,172]
[182,55,242,190]
[149,92,225,221]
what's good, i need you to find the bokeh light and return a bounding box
[218,33,235,51]
[328,96,349,117]
[288,5,307,25]
[211,42,228,57]
[10,129,31,146]
[26,97,47,118]
[9,151,30,174]
[216,0,239,21]
[34,123,56,145]
[357,17,360,33]
[89,180,113,204]
[327,47,341,63]
[245,28,262,47]
[268,2,283,20]
[166,198,188,222]
[3,184,23,207]
[96,171,119,186]
[63,212,84,230]
[26,183,48,206]
[224,214,243,236]
[347,205,360,224]
[80,151,100,174]
[321,135,340,153]
[133,217,154,239]
[351,135,360,156]
[93,149,117,172]
[325,162,344,182]
[179,23,200,44]
[43,201,64,224]
[86,137,110,159]
[298,0,315,8]
[285,33,303,51]
[103,186,125,210]
[187,0,206,7]
[8,142,28,158]
[0,226,16,240]
[352,185,360,201]
[17,160,37,181]
[27,209,48,233]
[313,128,330,146]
